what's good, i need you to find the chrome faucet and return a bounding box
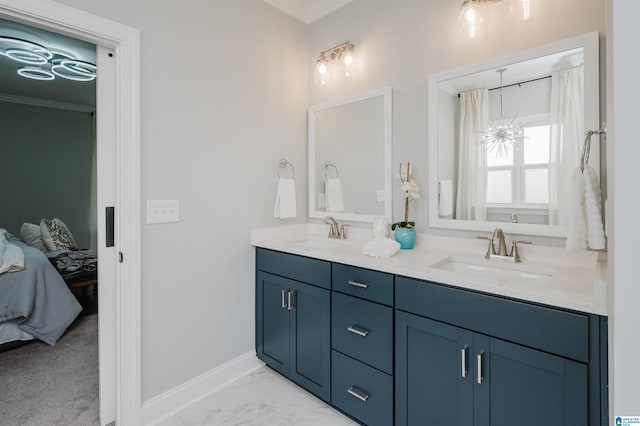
[492,228,509,256]
[323,216,349,239]
[479,227,531,262]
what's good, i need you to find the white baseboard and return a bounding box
[142,351,265,425]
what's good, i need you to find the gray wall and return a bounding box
[54,0,309,401]
[0,101,94,248]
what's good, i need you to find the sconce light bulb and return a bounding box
[343,51,354,77]
[459,0,482,39]
[314,56,329,86]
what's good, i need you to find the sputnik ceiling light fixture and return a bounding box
[0,36,96,82]
[480,68,524,158]
[313,40,355,86]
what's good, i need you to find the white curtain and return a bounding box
[455,88,488,221]
[548,66,584,226]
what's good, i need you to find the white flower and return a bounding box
[403,179,420,201]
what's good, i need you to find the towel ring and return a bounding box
[278,158,295,179]
[324,161,339,180]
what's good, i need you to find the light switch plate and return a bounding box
[147,200,180,224]
[376,190,385,202]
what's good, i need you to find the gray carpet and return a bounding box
[0,314,99,426]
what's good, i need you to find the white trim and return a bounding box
[0,1,142,425]
[0,92,95,112]
[141,352,265,426]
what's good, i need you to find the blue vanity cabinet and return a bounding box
[256,249,331,402]
[396,311,588,425]
[331,264,395,426]
[395,276,606,426]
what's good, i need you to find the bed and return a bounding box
[0,237,83,346]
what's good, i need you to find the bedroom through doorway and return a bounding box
[0,16,113,425]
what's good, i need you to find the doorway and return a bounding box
[0,1,142,424]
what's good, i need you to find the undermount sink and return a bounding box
[431,257,553,282]
[288,239,344,250]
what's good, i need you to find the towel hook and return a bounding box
[278,158,295,179]
[580,124,606,172]
[324,161,339,180]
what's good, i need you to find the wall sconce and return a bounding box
[459,0,532,39]
[0,36,96,82]
[313,40,355,86]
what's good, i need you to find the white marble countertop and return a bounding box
[251,224,608,316]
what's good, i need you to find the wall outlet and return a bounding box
[376,190,385,202]
[147,200,180,224]
[318,193,326,209]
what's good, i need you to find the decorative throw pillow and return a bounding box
[40,218,77,251]
[20,223,48,252]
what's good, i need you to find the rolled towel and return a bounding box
[566,168,587,251]
[325,178,345,213]
[0,228,25,274]
[362,237,401,259]
[438,180,453,217]
[583,165,606,250]
[273,178,297,219]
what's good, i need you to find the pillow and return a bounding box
[40,218,77,251]
[20,223,48,252]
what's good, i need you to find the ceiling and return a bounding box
[0,17,96,107]
[261,0,354,23]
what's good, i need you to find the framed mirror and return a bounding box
[308,87,392,223]
[428,32,600,237]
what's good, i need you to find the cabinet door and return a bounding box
[289,280,331,402]
[396,311,474,426]
[473,334,588,426]
[256,271,290,377]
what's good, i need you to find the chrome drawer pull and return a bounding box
[347,325,369,337]
[281,289,287,309]
[461,346,468,378]
[347,386,369,402]
[348,280,369,289]
[477,351,484,384]
[287,291,294,311]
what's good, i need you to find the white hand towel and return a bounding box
[566,168,588,251]
[362,237,401,259]
[583,165,606,249]
[273,178,297,219]
[0,228,25,274]
[325,178,345,213]
[438,180,453,217]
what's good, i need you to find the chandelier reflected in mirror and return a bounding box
[480,68,524,158]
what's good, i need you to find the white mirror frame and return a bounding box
[427,32,600,237]
[308,86,393,223]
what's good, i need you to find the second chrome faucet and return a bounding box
[480,228,531,262]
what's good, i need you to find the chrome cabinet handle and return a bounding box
[281,289,287,309]
[347,325,369,337]
[287,291,294,311]
[461,346,468,378]
[348,280,369,289]
[347,386,369,402]
[477,352,484,384]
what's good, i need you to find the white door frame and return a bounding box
[0,1,142,425]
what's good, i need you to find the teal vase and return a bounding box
[394,227,416,249]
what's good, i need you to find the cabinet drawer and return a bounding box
[332,292,393,374]
[256,248,330,289]
[331,350,393,426]
[396,276,589,362]
[332,263,394,305]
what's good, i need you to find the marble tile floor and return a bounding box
[157,366,359,426]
